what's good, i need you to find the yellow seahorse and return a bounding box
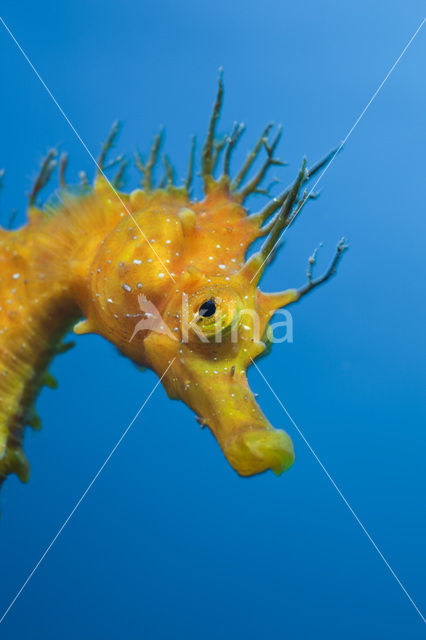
[0,74,346,491]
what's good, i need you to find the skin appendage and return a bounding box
[0,73,346,495]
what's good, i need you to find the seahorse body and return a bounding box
[0,76,346,492]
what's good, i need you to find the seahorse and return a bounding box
[0,73,346,493]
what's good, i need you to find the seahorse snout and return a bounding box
[143,332,295,477]
[223,428,295,476]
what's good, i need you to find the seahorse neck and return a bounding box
[0,189,123,485]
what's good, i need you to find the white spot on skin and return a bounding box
[123,284,132,292]
[133,259,142,265]
[158,273,165,278]
[218,264,226,270]
[12,273,20,279]
[107,298,114,303]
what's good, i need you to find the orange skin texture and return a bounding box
[0,175,300,485]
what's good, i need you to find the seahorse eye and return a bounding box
[186,286,242,343]
[199,299,216,318]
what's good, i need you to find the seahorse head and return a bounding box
[141,254,299,477]
[73,72,346,477]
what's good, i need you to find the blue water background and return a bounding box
[0,1,425,637]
